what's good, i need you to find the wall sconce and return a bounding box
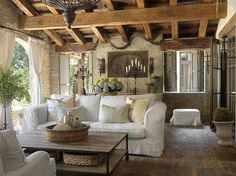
[98,58,105,76]
[149,57,154,76]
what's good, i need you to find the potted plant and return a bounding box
[0,68,30,130]
[213,107,234,146]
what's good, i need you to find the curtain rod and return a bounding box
[0,25,45,41]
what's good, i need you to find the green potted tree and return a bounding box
[213,107,234,146]
[0,68,30,130]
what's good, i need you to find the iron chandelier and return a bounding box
[42,0,99,28]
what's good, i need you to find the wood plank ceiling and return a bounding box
[11,0,227,52]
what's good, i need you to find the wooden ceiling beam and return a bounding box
[47,6,61,15]
[160,38,210,50]
[45,5,86,45]
[66,28,86,45]
[19,2,227,30]
[136,0,153,40]
[43,29,65,46]
[12,0,64,46]
[170,0,178,39]
[198,19,208,38]
[171,21,178,39]
[12,0,38,16]
[55,42,97,53]
[91,27,107,43]
[102,0,129,42]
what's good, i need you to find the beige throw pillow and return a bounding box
[126,97,150,123]
[99,104,129,123]
[0,130,26,172]
[47,95,75,122]
[57,106,85,122]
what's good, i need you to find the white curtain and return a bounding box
[28,37,46,105]
[0,29,16,129]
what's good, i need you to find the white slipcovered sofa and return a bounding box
[21,94,166,157]
[0,130,56,176]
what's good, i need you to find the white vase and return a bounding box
[213,121,234,146]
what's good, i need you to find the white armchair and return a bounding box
[0,130,56,176]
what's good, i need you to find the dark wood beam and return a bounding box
[102,0,129,42]
[20,3,227,30]
[170,0,178,39]
[12,0,64,46]
[199,19,208,38]
[218,12,236,38]
[44,5,86,45]
[136,0,153,40]
[43,29,65,46]
[91,27,107,43]
[160,38,210,50]
[55,42,97,53]
[171,21,178,39]
[66,28,86,45]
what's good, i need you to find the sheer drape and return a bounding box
[0,29,15,129]
[28,37,46,105]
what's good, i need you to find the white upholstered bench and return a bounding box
[169,109,201,126]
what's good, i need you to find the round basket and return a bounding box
[45,123,90,143]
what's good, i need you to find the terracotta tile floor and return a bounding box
[113,124,236,176]
[62,123,236,176]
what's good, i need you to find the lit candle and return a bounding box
[140,64,143,71]
[143,66,146,72]
[126,66,128,74]
[131,60,134,67]
[135,58,137,66]
[128,65,131,71]
[138,61,140,68]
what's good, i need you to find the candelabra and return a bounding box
[74,65,89,95]
[125,58,146,95]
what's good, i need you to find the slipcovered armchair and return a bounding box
[0,130,56,176]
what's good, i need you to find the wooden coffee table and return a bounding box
[17,131,129,176]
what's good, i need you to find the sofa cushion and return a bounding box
[75,95,100,121]
[99,104,129,123]
[99,95,126,121]
[127,94,156,108]
[126,97,150,123]
[89,122,145,139]
[0,130,26,173]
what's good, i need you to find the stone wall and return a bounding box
[49,46,60,94]
[0,0,20,29]
[93,35,163,94]
[163,93,211,124]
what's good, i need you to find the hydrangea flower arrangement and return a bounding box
[94,78,123,94]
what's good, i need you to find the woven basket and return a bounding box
[63,153,104,166]
[45,123,89,143]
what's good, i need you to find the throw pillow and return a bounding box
[47,98,60,122]
[57,106,85,123]
[126,97,150,123]
[99,104,129,123]
[61,95,75,108]
[0,130,26,172]
[47,95,75,122]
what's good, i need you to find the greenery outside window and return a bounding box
[164,50,206,93]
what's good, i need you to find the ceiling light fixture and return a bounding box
[42,0,99,28]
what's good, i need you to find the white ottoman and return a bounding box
[170,109,201,126]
